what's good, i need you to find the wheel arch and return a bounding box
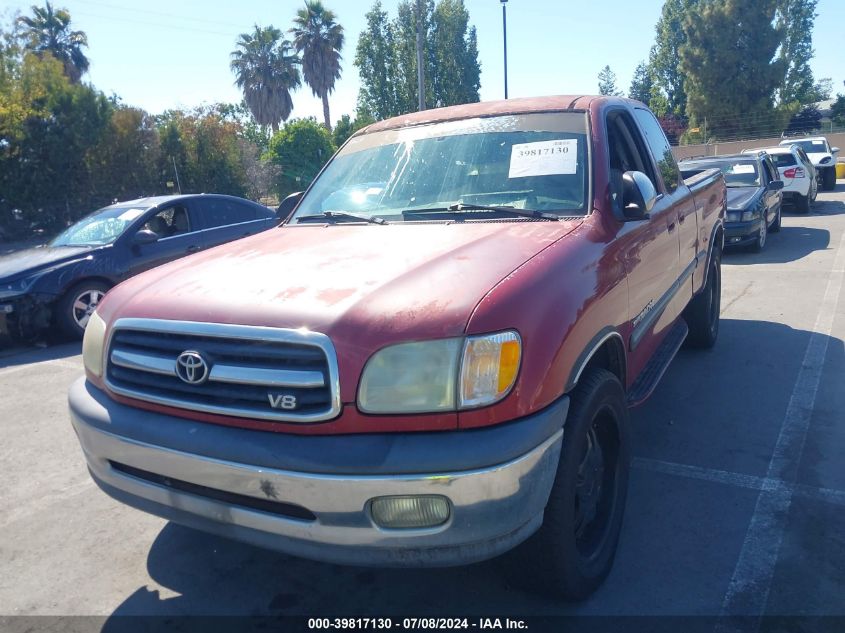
[564,328,627,394]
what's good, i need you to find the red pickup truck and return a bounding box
[70,96,725,599]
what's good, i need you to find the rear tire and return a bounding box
[518,368,630,600]
[822,167,836,191]
[56,280,110,340]
[684,250,721,349]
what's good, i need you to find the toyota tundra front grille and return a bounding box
[104,318,341,423]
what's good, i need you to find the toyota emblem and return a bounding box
[175,350,210,385]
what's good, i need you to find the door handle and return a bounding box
[187,245,201,253]
[667,222,676,233]
[678,212,686,224]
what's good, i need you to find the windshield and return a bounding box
[792,140,827,154]
[683,160,761,187]
[50,206,149,246]
[291,113,589,223]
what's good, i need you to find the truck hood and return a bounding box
[100,219,583,341]
[0,245,95,282]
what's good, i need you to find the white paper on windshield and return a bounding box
[812,140,825,145]
[118,208,145,221]
[730,164,756,174]
[508,139,577,178]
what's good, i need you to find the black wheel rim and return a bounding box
[573,406,620,561]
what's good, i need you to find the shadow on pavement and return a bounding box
[101,319,844,619]
[0,339,81,368]
[723,225,830,265]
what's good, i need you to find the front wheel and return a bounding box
[769,205,781,232]
[519,368,630,600]
[56,281,110,340]
[821,166,836,191]
[750,211,767,252]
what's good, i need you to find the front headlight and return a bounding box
[82,311,107,377]
[820,156,831,164]
[357,331,522,414]
[726,211,741,223]
[0,275,38,300]
[358,338,463,413]
[740,210,757,222]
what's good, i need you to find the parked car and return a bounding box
[69,96,725,599]
[680,152,783,252]
[743,145,817,212]
[778,136,840,191]
[0,194,277,341]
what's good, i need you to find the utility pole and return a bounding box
[416,0,426,111]
[501,0,509,99]
[171,156,182,194]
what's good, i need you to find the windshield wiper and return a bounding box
[296,211,388,225]
[402,203,560,221]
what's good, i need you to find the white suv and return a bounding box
[778,136,840,191]
[745,146,817,212]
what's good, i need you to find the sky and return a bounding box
[2,0,844,122]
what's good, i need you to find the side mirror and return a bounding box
[133,229,159,245]
[621,171,658,220]
[831,147,840,154]
[277,191,303,221]
[768,180,784,191]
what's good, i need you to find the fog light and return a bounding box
[370,495,451,529]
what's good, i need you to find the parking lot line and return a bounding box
[719,230,845,625]
[633,457,845,508]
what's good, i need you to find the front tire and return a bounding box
[821,166,836,191]
[684,250,721,349]
[56,281,110,340]
[520,368,630,600]
[770,205,781,232]
[750,211,767,253]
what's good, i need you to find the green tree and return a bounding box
[17,1,89,83]
[628,61,654,104]
[597,65,621,96]
[230,25,301,134]
[91,106,159,202]
[267,117,335,198]
[831,85,845,127]
[680,0,785,139]
[354,1,399,120]
[291,1,345,130]
[649,0,698,116]
[776,0,818,106]
[331,112,373,147]
[430,0,480,108]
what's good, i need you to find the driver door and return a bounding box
[127,203,204,276]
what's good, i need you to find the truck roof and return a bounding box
[361,95,631,134]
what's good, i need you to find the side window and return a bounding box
[633,108,680,193]
[762,159,776,183]
[203,199,257,228]
[607,111,658,213]
[143,204,191,238]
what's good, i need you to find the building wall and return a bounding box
[672,132,845,161]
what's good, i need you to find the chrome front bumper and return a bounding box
[70,380,565,567]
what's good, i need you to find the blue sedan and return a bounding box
[0,194,278,341]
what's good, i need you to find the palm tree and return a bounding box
[17,1,89,83]
[290,1,344,131]
[230,25,301,134]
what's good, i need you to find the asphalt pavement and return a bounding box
[1,183,844,627]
